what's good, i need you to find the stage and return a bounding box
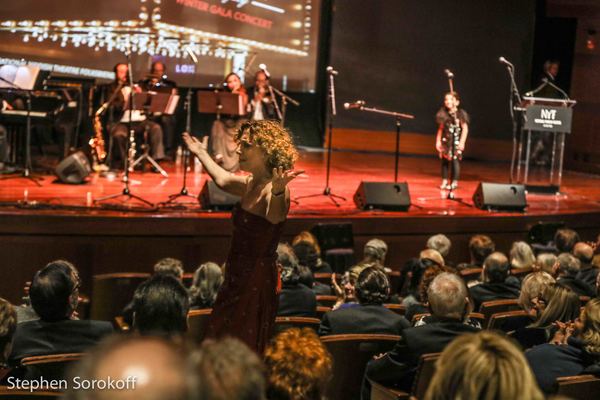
[1,149,600,304]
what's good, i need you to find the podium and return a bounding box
[516,96,576,193]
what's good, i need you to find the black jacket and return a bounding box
[277,283,317,318]
[469,277,521,310]
[319,304,409,336]
[557,276,595,297]
[575,264,599,288]
[9,319,114,365]
[363,318,481,397]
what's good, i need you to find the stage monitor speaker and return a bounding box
[472,182,527,211]
[353,181,411,211]
[199,180,241,211]
[54,151,91,184]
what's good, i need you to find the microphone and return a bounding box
[444,69,454,79]
[258,63,271,79]
[499,57,514,68]
[326,66,338,76]
[344,100,365,110]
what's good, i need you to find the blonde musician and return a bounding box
[435,92,469,190]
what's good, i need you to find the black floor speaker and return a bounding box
[354,181,411,211]
[199,180,241,210]
[472,182,527,211]
[54,151,91,184]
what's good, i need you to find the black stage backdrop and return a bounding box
[327,0,537,141]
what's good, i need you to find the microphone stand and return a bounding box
[95,52,154,209]
[295,70,345,206]
[270,86,300,127]
[504,63,523,184]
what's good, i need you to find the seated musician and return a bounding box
[101,63,165,170]
[139,61,178,158]
[248,70,278,121]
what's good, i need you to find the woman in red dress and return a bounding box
[183,120,301,353]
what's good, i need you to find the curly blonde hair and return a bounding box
[264,328,332,400]
[236,120,298,171]
[582,298,600,356]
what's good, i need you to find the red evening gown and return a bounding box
[204,203,284,354]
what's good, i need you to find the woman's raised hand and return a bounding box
[182,132,208,156]
[271,166,304,195]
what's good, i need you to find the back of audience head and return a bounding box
[573,242,594,265]
[297,264,314,288]
[362,238,388,267]
[426,234,451,258]
[132,274,189,337]
[354,267,390,305]
[419,265,446,304]
[536,253,557,275]
[189,262,223,309]
[420,249,444,268]
[554,252,581,277]
[277,243,300,286]
[30,260,80,322]
[510,241,535,269]
[469,235,495,266]
[425,331,544,400]
[0,298,16,365]
[153,257,184,281]
[190,337,266,400]
[483,252,510,283]
[519,272,555,316]
[264,328,332,400]
[427,272,470,320]
[291,232,321,271]
[532,284,580,327]
[291,231,321,256]
[65,335,190,400]
[580,298,600,356]
[554,228,580,253]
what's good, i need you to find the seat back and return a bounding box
[316,306,331,320]
[478,299,520,324]
[314,273,333,286]
[411,353,441,399]
[368,377,407,400]
[556,374,600,400]
[487,310,532,331]
[19,353,84,381]
[187,309,212,343]
[459,268,482,283]
[383,304,406,316]
[316,295,338,308]
[321,334,400,400]
[273,317,320,335]
[90,273,150,321]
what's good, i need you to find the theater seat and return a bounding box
[459,268,483,283]
[316,295,338,308]
[187,308,212,344]
[316,306,331,320]
[557,374,600,400]
[321,334,400,400]
[19,353,84,382]
[487,310,532,332]
[274,316,320,335]
[478,299,521,325]
[90,273,150,322]
[383,304,406,316]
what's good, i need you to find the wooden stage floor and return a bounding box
[1,149,599,304]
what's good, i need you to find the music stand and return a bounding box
[197,90,245,118]
[129,91,179,177]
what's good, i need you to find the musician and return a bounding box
[139,61,178,157]
[102,63,165,170]
[435,92,469,190]
[209,72,248,171]
[248,70,278,121]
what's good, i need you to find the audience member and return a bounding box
[405,264,446,322]
[554,228,580,253]
[362,273,480,397]
[264,328,332,400]
[291,231,332,274]
[457,234,495,270]
[469,252,521,310]
[330,265,363,310]
[359,238,390,271]
[510,241,536,270]
[425,331,544,400]
[536,252,557,275]
[64,335,190,400]
[189,262,223,309]
[426,234,451,259]
[319,267,409,336]
[526,298,600,395]
[153,257,185,281]
[518,272,555,318]
[276,243,317,318]
[573,242,598,287]
[554,252,595,297]
[402,250,444,308]
[190,337,266,400]
[9,261,113,364]
[132,273,190,337]
[0,298,16,370]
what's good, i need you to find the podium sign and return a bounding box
[524,105,572,133]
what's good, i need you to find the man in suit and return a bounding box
[554,252,595,297]
[573,242,598,287]
[319,267,409,336]
[469,252,521,310]
[9,261,113,365]
[276,243,317,318]
[362,272,480,398]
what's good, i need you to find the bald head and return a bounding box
[428,272,469,320]
[573,242,594,264]
[483,252,510,283]
[66,336,189,400]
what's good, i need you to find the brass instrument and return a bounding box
[90,105,108,171]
